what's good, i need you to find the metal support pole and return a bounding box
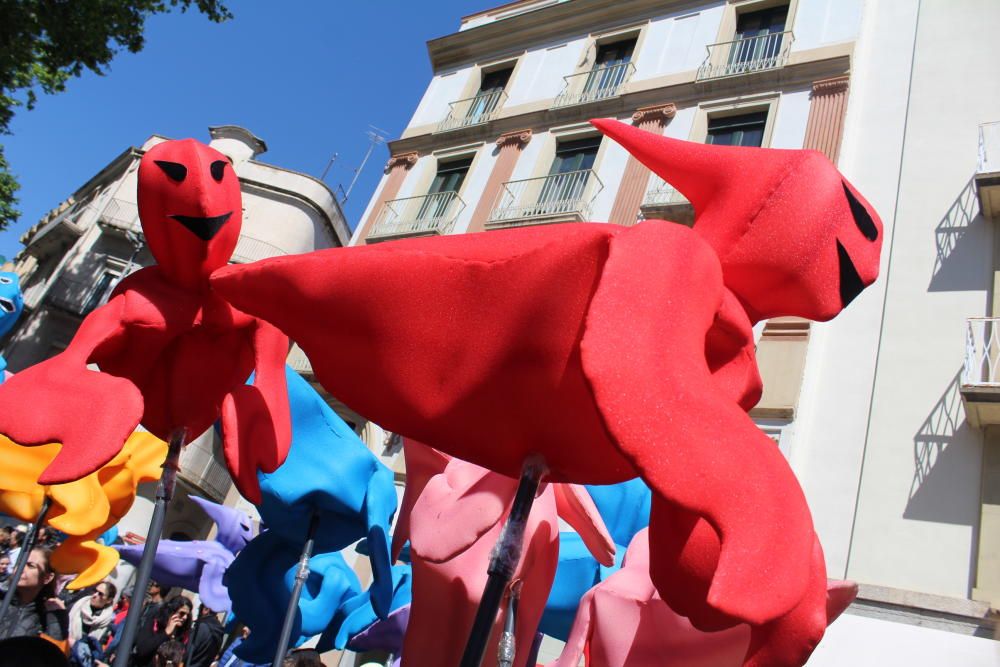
[272,511,320,667]
[112,427,186,667]
[497,581,521,667]
[0,495,53,637]
[459,457,546,667]
[184,603,200,667]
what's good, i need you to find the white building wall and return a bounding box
[770,89,811,150]
[506,38,587,106]
[792,0,920,581]
[453,143,498,234]
[409,67,475,128]
[635,3,725,80]
[592,136,630,222]
[792,0,863,51]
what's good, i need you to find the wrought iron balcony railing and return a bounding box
[696,31,794,81]
[286,343,313,376]
[964,318,1000,387]
[553,62,635,108]
[230,235,289,264]
[642,177,689,208]
[979,121,1000,175]
[368,191,466,241]
[486,169,603,228]
[96,198,143,236]
[437,89,508,132]
[45,276,115,316]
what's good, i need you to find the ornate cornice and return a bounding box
[496,129,532,148]
[632,103,677,125]
[812,76,849,97]
[385,152,419,172]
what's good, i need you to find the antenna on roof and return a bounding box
[339,126,389,205]
[320,153,339,181]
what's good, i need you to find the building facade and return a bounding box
[353,0,1000,664]
[0,125,351,542]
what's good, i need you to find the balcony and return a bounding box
[961,318,1000,427]
[178,432,231,502]
[552,62,635,108]
[640,177,694,226]
[45,276,114,316]
[976,121,1000,219]
[367,191,466,242]
[230,235,289,264]
[486,169,603,229]
[437,90,507,133]
[96,198,143,238]
[696,31,794,81]
[286,343,313,377]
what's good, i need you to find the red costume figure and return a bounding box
[211,120,882,665]
[0,139,291,502]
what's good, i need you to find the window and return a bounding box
[730,5,788,70]
[707,111,768,147]
[584,39,636,98]
[417,157,472,221]
[466,67,513,121]
[82,270,119,314]
[540,136,601,208]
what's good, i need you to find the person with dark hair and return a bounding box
[282,649,323,667]
[137,581,170,632]
[0,546,67,641]
[186,606,223,667]
[5,529,23,570]
[0,554,10,585]
[0,635,69,667]
[131,596,192,667]
[68,580,117,646]
[154,639,185,667]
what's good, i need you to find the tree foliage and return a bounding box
[0,0,232,231]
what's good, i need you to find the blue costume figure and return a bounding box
[0,271,24,383]
[225,366,397,659]
[319,563,413,664]
[539,478,652,640]
[225,531,362,662]
[116,496,253,612]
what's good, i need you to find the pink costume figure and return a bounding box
[393,440,615,667]
[0,139,291,502]
[551,528,750,667]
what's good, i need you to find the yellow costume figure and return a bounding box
[0,432,166,588]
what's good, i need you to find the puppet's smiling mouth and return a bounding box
[170,212,233,241]
[837,241,864,308]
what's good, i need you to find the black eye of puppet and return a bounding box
[155,160,188,183]
[0,277,11,285]
[210,160,227,182]
[837,240,865,308]
[842,182,878,241]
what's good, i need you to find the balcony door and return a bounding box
[730,6,788,71]
[539,136,601,213]
[466,68,512,121]
[417,157,471,221]
[584,40,635,100]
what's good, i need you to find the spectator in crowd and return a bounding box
[138,581,170,632]
[282,649,323,667]
[0,554,10,584]
[68,580,117,647]
[0,546,67,642]
[6,529,23,569]
[187,606,224,667]
[0,636,70,667]
[215,626,267,667]
[0,526,13,553]
[131,596,192,667]
[154,640,185,667]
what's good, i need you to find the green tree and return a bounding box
[0,0,232,231]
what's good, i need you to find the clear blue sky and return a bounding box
[0,1,489,260]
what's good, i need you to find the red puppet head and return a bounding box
[138,139,242,289]
[592,119,883,323]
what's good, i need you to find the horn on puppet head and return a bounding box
[590,117,805,254]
